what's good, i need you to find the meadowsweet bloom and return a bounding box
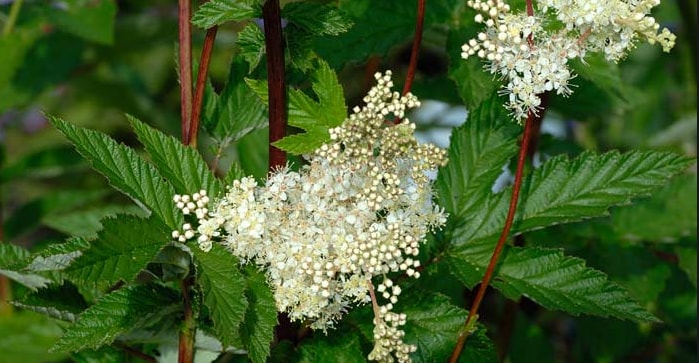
[461,0,675,120]
[174,71,447,362]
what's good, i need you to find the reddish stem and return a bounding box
[401,0,426,96]
[263,0,287,170]
[179,0,194,144]
[178,277,195,363]
[448,110,537,363]
[115,342,157,363]
[189,26,219,148]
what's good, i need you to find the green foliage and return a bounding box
[447,245,658,322]
[248,59,346,154]
[50,116,183,230]
[240,266,278,363]
[50,284,180,352]
[191,0,262,29]
[65,215,171,284]
[192,244,249,348]
[202,60,268,144]
[2,1,695,362]
[128,115,222,197]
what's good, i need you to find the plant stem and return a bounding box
[2,0,24,36]
[401,0,425,96]
[449,110,536,363]
[189,26,219,148]
[178,277,195,363]
[263,0,287,170]
[179,0,194,145]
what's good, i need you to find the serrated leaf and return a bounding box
[13,282,88,322]
[240,266,277,363]
[435,94,519,217]
[42,204,147,239]
[272,130,328,155]
[65,215,170,284]
[400,293,495,363]
[298,332,365,363]
[203,60,268,143]
[0,268,53,291]
[446,246,659,322]
[50,116,183,230]
[611,173,697,242]
[50,284,180,353]
[191,0,262,29]
[223,162,247,185]
[237,23,265,73]
[0,244,53,290]
[128,115,222,197]
[27,238,90,272]
[282,2,353,36]
[0,243,31,269]
[193,244,249,347]
[450,151,695,247]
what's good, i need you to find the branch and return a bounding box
[189,26,219,148]
[179,0,194,144]
[263,0,287,170]
[178,277,195,363]
[401,0,426,96]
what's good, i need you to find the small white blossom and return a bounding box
[461,0,675,121]
[173,72,448,362]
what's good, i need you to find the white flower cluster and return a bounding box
[173,71,447,362]
[461,0,676,120]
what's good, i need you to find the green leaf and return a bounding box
[42,204,147,239]
[191,0,262,29]
[27,238,90,272]
[400,293,494,363]
[272,129,329,155]
[252,59,346,154]
[65,215,171,284]
[298,332,365,363]
[282,2,353,36]
[193,244,249,347]
[223,161,247,185]
[435,94,519,217]
[203,60,268,143]
[50,116,183,230]
[236,128,269,182]
[50,284,180,353]
[44,0,117,44]
[128,115,222,197]
[0,29,41,91]
[611,173,697,242]
[449,151,695,248]
[14,282,88,322]
[315,0,458,67]
[446,246,660,322]
[0,243,31,269]
[237,23,266,73]
[240,266,277,363]
[676,246,697,288]
[0,244,52,291]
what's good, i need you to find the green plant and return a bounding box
[0,0,695,362]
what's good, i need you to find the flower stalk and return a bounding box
[262,0,288,170]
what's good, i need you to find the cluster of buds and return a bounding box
[173,71,447,362]
[461,0,676,120]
